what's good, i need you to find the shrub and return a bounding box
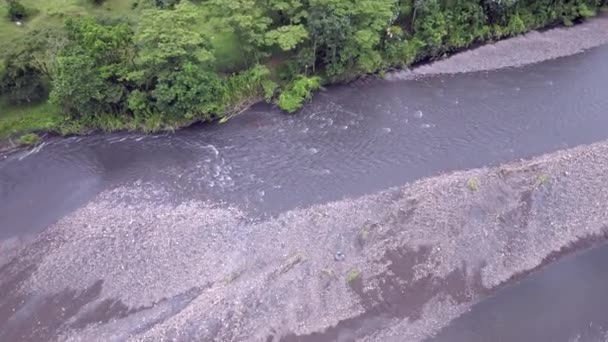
[262,80,278,101]
[277,75,321,113]
[0,64,47,105]
[19,133,40,146]
[347,269,361,284]
[415,0,449,53]
[149,0,180,8]
[147,64,227,120]
[6,0,28,21]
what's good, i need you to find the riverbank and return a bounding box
[1,3,607,147]
[387,12,608,80]
[3,135,608,340]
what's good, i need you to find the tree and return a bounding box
[149,63,226,119]
[444,1,488,49]
[266,0,307,24]
[306,0,352,74]
[133,2,214,77]
[340,0,398,74]
[264,24,308,51]
[0,63,47,104]
[50,17,133,117]
[128,2,223,119]
[205,0,272,64]
[0,25,67,105]
[7,25,68,81]
[414,0,448,53]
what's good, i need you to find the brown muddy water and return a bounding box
[2,30,608,341]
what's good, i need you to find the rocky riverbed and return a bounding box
[2,139,608,341]
[3,13,608,341]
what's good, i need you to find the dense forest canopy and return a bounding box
[0,0,605,134]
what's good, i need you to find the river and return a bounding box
[1,27,608,341]
[3,43,608,238]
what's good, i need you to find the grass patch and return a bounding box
[0,100,62,138]
[0,0,135,61]
[18,132,39,145]
[0,5,27,50]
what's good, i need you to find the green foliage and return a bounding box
[128,2,220,120]
[133,2,213,72]
[306,1,352,74]
[578,3,597,18]
[224,64,274,110]
[50,17,133,117]
[6,0,28,21]
[4,25,68,81]
[277,75,321,113]
[0,64,47,105]
[18,132,40,145]
[147,64,226,119]
[265,24,308,51]
[149,0,180,8]
[262,79,278,101]
[1,0,605,136]
[0,101,62,139]
[205,0,272,64]
[415,0,449,53]
[444,1,489,49]
[384,36,423,67]
[1,25,68,105]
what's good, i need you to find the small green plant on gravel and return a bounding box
[360,229,370,240]
[357,228,371,248]
[347,269,361,284]
[18,132,39,146]
[321,267,334,277]
[536,174,550,186]
[223,270,244,285]
[466,177,480,192]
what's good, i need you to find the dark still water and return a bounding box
[429,242,608,342]
[2,44,608,240]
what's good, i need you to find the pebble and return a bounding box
[334,251,345,261]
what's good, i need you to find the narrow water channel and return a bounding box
[429,242,608,342]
